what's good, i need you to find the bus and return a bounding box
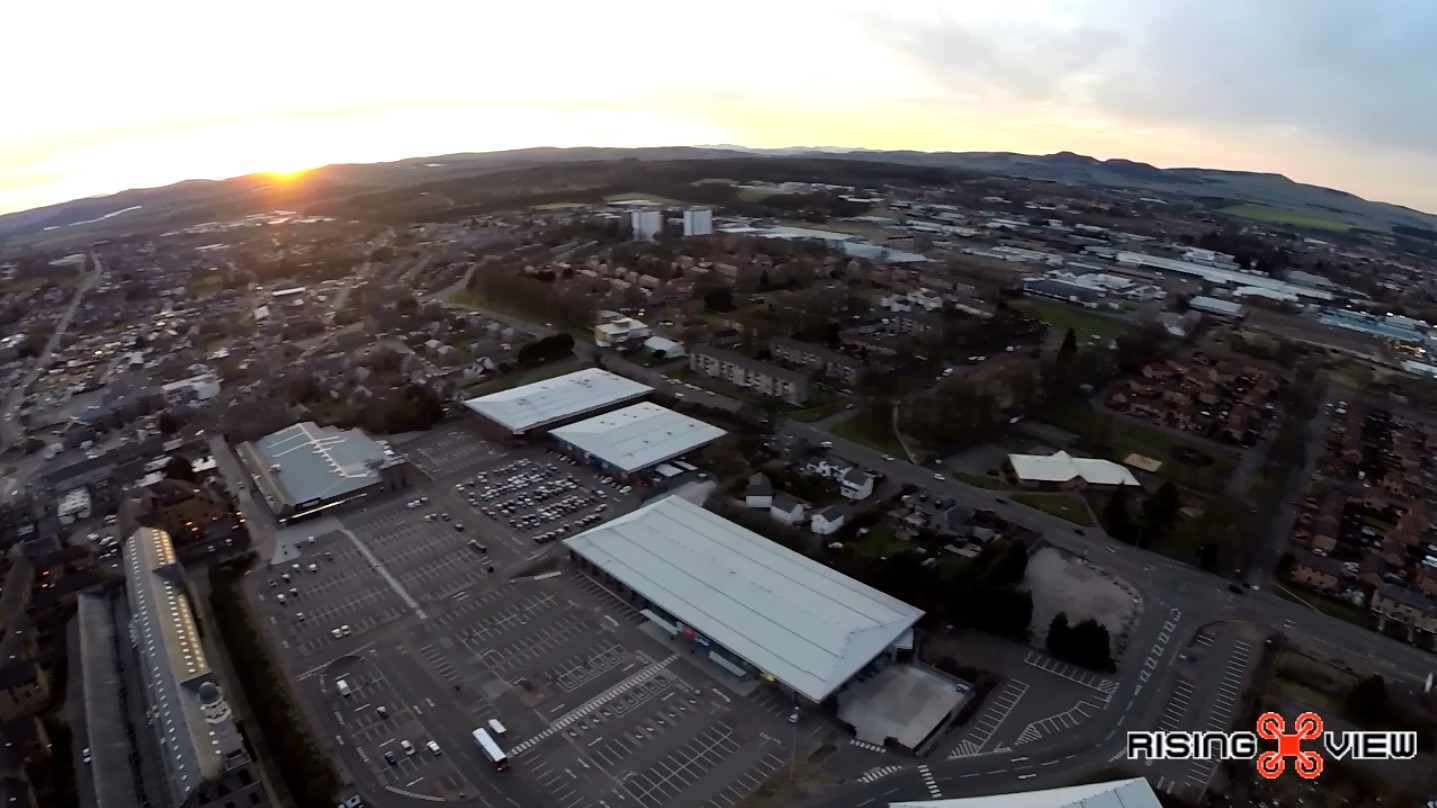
[472,728,509,771]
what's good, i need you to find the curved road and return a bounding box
[0,253,102,449]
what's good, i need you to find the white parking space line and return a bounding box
[949,680,1028,757]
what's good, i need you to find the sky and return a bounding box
[4,0,1436,216]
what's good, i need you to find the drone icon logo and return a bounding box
[1255,711,1324,780]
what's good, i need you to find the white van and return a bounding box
[336,678,352,697]
[487,719,507,737]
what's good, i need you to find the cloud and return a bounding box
[858,0,1437,157]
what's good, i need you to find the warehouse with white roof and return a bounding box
[462,368,652,438]
[891,778,1160,808]
[564,495,924,703]
[550,402,727,478]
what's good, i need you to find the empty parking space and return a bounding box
[326,661,470,795]
[619,722,743,808]
[1185,638,1254,792]
[1157,680,1196,732]
[405,426,509,478]
[1015,698,1103,744]
[949,680,1028,757]
[1024,651,1119,698]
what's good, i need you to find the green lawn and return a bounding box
[1041,403,1239,495]
[1220,204,1351,232]
[1013,300,1129,339]
[737,187,783,201]
[447,289,533,322]
[604,192,686,206]
[830,414,905,457]
[851,523,910,560]
[786,402,844,423]
[465,358,582,395]
[1011,492,1097,526]
[1274,583,1378,630]
[954,471,1008,490]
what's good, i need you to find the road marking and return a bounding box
[918,764,942,798]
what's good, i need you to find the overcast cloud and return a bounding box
[859,0,1437,159]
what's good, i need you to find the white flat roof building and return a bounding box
[463,368,652,434]
[564,496,923,702]
[1188,295,1249,318]
[550,402,726,474]
[1009,451,1141,487]
[891,778,1160,808]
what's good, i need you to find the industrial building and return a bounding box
[1113,251,1334,302]
[682,208,713,237]
[550,402,727,478]
[236,422,408,524]
[463,368,652,439]
[1187,296,1248,319]
[564,496,923,704]
[1007,451,1141,489]
[890,778,1160,808]
[116,527,270,808]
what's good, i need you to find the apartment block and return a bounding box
[688,347,808,405]
[768,337,866,387]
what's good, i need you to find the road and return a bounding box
[787,413,1435,805]
[0,252,102,449]
[418,300,1437,804]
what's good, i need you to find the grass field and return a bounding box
[1013,300,1129,339]
[603,192,686,206]
[954,471,1008,490]
[1041,403,1239,494]
[1011,492,1096,526]
[737,187,782,201]
[1220,204,1351,232]
[785,401,844,423]
[831,414,905,457]
[1274,583,1377,630]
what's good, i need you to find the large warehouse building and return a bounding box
[564,496,923,704]
[550,402,727,479]
[891,778,1160,808]
[463,368,652,439]
[236,421,409,524]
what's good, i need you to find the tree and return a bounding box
[1140,482,1181,543]
[156,410,182,436]
[1059,327,1078,360]
[1047,613,1071,657]
[396,295,418,316]
[1104,487,1137,544]
[703,286,735,313]
[1345,675,1389,723]
[164,456,197,484]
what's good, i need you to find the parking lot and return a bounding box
[255,530,415,658]
[404,424,510,478]
[323,657,476,796]
[262,429,800,808]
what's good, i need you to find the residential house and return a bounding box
[769,494,807,526]
[744,474,774,509]
[803,455,877,501]
[768,337,867,387]
[1371,585,1437,637]
[0,663,47,721]
[688,346,809,405]
[810,505,846,536]
[1287,549,1345,593]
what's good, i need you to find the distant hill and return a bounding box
[4,145,1434,250]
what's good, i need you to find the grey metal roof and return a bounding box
[564,496,922,702]
[245,422,396,506]
[76,593,145,808]
[550,403,727,473]
[892,778,1161,807]
[123,527,246,806]
[463,368,653,433]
